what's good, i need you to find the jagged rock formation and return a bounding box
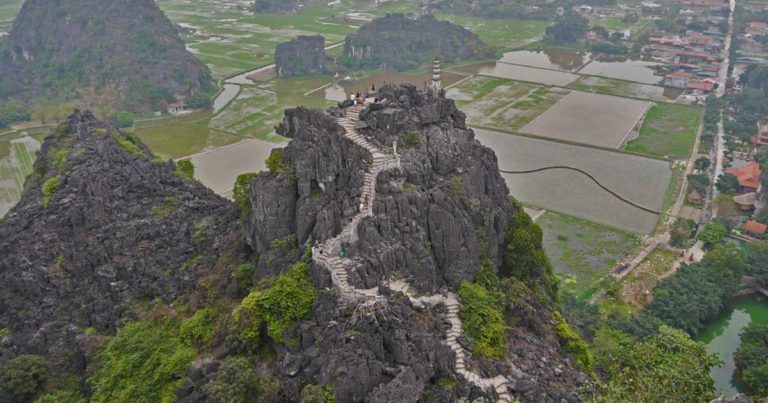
[0,87,586,402]
[0,111,241,371]
[343,14,495,71]
[243,85,586,401]
[275,35,326,77]
[0,0,216,113]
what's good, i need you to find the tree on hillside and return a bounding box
[747,242,768,286]
[546,12,589,43]
[594,325,718,402]
[592,25,609,40]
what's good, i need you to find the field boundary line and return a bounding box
[470,124,672,162]
[499,165,661,215]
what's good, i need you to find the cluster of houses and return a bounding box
[650,33,723,94]
[641,0,729,94]
[725,160,766,237]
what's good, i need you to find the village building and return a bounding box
[753,122,768,148]
[726,161,762,193]
[744,220,767,237]
[167,101,187,116]
[733,192,758,211]
[666,71,693,88]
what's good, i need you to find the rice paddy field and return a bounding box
[457,62,581,86]
[187,137,285,196]
[474,128,672,234]
[156,0,357,79]
[624,102,703,160]
[0,0,21,23]
[521,91,651,149]
[447,77,570,131]
[539,211,639,298]
[569,76,683,102]
[0,130,45,217]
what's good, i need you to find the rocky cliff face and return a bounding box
[343,14,495,71]
[0,88,585,402]
[242,85,586,401]
[0,111,241,371]
[1,0,216,113]
[275,35,326,78]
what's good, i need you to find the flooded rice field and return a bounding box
[473,128,671,233]
[521,91,651,148]
[458,62,580,86]
[188,137,287,196]
[570,76,682,102]
[0,133,41,217]
[498,49,591,72]
[578,57,665,85]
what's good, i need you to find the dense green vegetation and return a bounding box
[88,318,197,403]
[648,243,746,336]
[175,160,195,180]
[234,173,260,216]
[546,12,588,43]
[237,262,316,344]
[41,177,61,208]
[0,354,48,403]
[503,202,559,300]
[206,356,281,402]
[747,242,768,287]
[734,323,768,395]
[458,280,507,359]
[554,311,594,370]
[594,325,718,402]
[0,101,31,129]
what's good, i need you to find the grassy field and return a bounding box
[569,76,682,102]
[135,76,334,158]
[624,103,702,159]
[0,133,42,217]
[539,211,639,298]
[156,0,356,79]
[0,0,21,22]
[437,16,550,51]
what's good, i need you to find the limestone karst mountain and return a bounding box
[0,0,216,114]
[0,87,586,402]
[343,14,495,71]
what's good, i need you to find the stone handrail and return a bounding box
[310,101,513,402]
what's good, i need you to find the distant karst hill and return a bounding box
[0,0,216,114]
[275,35,326,77]
[343,14,495,71]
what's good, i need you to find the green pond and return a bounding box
[696,294,768,396]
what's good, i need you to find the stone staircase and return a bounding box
[311,101,513,402]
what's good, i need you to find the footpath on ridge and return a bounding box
[312,101,513,402]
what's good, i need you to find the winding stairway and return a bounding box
[312,102,514,403]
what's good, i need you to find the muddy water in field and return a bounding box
[499,49,591,72]
[189,137,287,196]
[473,128,670,233]
[458,62,580,86]
[579,57,665,85]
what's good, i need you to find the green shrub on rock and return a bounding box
[458,281,506,359]
[88,319,196,403]
[42,177,61,208]
[236,262,316,343]
[0,354,47,403]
